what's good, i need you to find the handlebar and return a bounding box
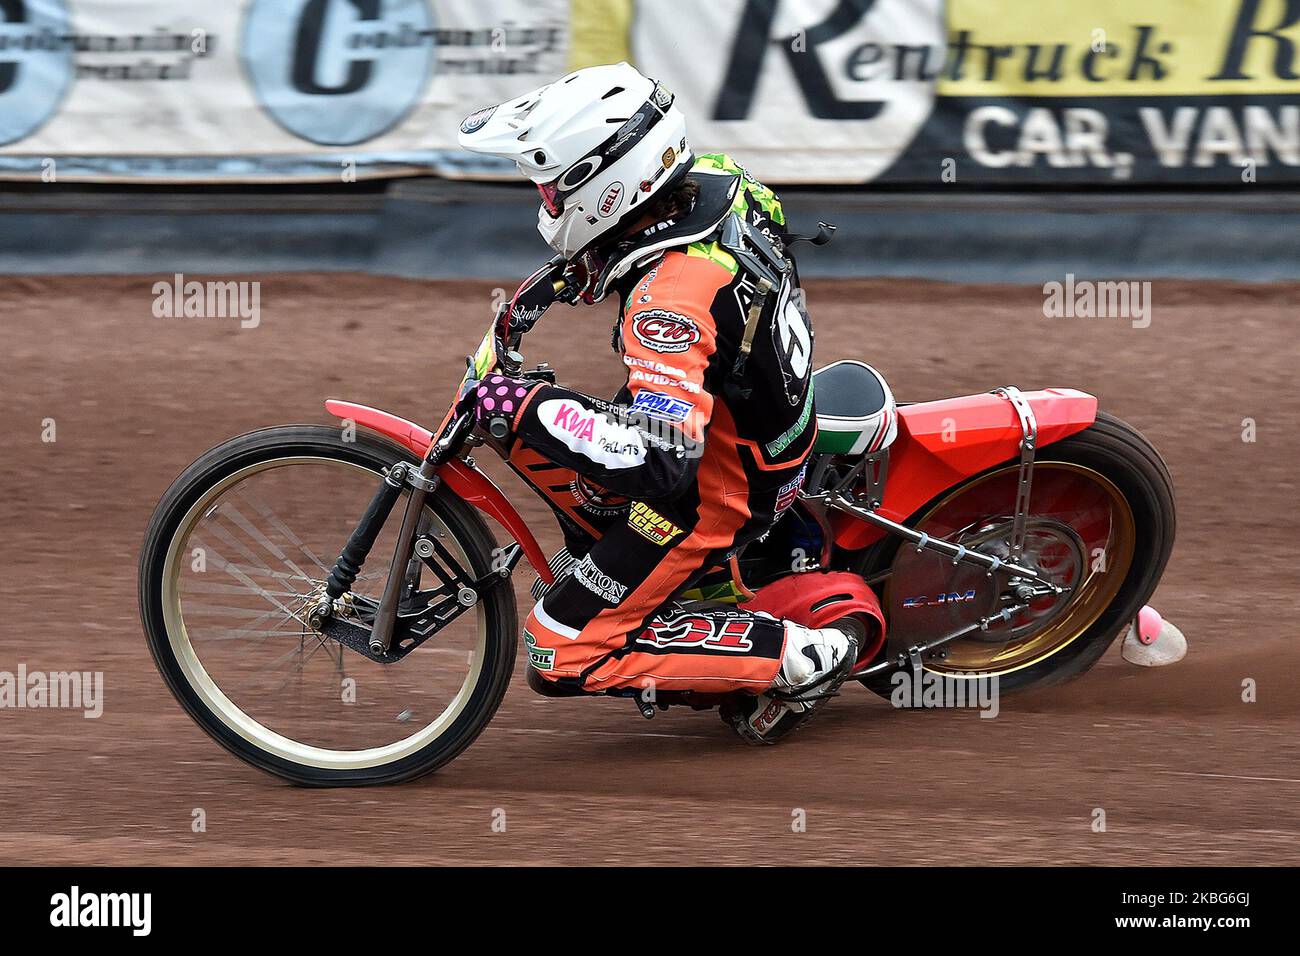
[438,262,573,462]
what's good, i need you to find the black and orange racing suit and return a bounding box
[503,154,816,696]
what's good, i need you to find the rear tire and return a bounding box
[139,425,517,786]
[858,411,1175,696]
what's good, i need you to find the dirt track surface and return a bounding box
[2,273,1297,866]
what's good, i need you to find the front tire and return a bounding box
[139,425,517,786]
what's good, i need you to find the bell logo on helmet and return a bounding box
[632,311,700,354]
[598,182,624,218]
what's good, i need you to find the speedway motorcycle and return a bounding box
[139,251,1176,787]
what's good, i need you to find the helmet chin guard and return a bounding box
[457,62,692,260]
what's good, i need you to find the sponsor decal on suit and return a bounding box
[629,390,693,423]
[632,310,700,354]
[572,554,627,605]
[624,355,702,393]
[627,501,684,546]
[568,475,630,517]
[524,629,554,671]
[637,612,755,652]
[765,391,814,458]
[539,398,647,470]
[774,464,807,513]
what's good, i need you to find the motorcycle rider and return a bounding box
[457,62,870,742]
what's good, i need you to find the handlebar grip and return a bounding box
[487,416,510,440]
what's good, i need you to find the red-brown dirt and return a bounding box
[1,274,1295,865]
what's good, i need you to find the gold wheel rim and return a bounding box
[890,462,1136,677]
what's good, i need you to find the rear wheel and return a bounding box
[858,412,1175,695]
[139,425,517,786]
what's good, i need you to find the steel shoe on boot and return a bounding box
[722,617,862,744]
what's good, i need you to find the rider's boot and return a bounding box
[722,616,863,744]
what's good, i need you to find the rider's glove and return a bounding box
[463,373,539,441]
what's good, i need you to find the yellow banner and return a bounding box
[568,0,633,71]
[942,0,1300,96]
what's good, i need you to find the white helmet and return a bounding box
[457,62,691,260]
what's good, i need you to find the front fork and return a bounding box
[310,412,476,656]
[365,458,440,656]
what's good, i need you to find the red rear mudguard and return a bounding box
[324,400,553,585]
[832,388,1098,551]
[742,571,888,668]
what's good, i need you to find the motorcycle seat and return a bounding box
[811,360,898,456]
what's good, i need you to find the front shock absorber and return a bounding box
[322,462,409,603]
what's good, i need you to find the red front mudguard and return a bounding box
[324,400,553,585]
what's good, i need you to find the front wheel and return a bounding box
[139,425,517,786]
[858,411,1175,696]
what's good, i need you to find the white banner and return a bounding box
[0,0,569,181]
[8,1,1283,186]
[632,0,944,183]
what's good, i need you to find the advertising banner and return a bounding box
[887,0,1300,183]
[1,0,1295,184]
[0,0,568,180]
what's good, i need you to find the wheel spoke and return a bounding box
[236,487,332,574]
[200,544,314,628]
[217,500,315,583]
